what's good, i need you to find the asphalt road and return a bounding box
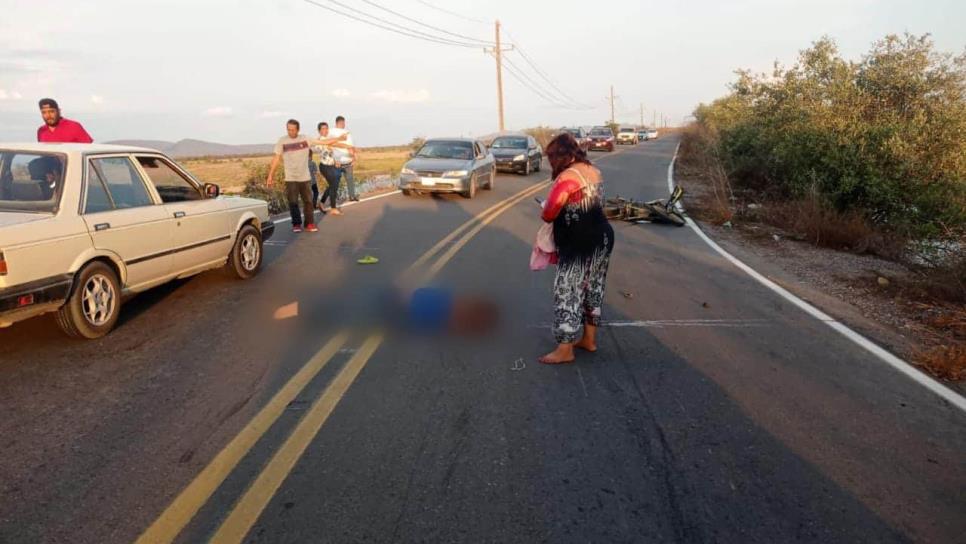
[1,137,963,544]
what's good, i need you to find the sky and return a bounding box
[1,0,963,146]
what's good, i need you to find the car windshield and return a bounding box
[590,129,612,137]
[563,129,581,136]
[415,141,474,160]
[490,137,527,149]
[619,128,635,133]
[0,151,66,213]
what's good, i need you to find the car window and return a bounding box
[0,152,65,213]
[415,141,474,160]
[491,137,527,149]
[136,156,203,203]
[84,163,114,214]
[89,157,154,209]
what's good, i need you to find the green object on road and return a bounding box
[357,255,379,265]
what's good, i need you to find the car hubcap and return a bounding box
[241,234,260,271]
[82,274,116,327]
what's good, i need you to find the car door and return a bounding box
[82,155,174,289]
[474,141,494,185]
[134,155,231,275]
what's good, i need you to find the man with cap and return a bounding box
[36,98,93,143]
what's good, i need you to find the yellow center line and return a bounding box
[209,334,384,544]
[134,331,349,544]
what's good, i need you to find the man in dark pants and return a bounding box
[329,115,358,202]
[266,119,344,232]
[314,121,343,215]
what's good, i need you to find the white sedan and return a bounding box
[0,143,274,338]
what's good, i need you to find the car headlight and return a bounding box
[401,167,416,175]
[513,154,526,161]
[443,170,468,178]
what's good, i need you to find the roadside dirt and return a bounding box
[676,164,966,392]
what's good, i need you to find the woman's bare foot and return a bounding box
[574,324,598,352]
[329,208,343,216]
[538,344,575,364]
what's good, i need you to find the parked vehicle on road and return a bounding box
[588,127,615,152]
[637,128,648,142]
[489,134,542,175]
[647,129,659,140]
[399,138,496,198]
[0,143,274,338]
[560,127,591,151]
[617,127,638,145]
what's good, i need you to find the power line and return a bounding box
[302,0,481,48]
[503,29,593,110]
[501,57,570,109]
[360,0,494,46]
[413,0,488,25]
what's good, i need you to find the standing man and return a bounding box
[266,119,344,233]
[36,98,93,143]
[329,115,358,202]
[314,122,343,216]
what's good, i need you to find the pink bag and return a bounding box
[530,222,556,271]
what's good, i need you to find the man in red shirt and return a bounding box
[36,98,93,143]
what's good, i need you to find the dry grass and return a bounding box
[180,147,410,193]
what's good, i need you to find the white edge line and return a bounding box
[272,190,402,225]
[666,140,966,414]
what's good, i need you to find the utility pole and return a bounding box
[640,103,644,127]
[609,85,616,125]
[485,21,513,132]
[652,110,656,128]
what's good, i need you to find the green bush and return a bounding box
[695,33,966,241]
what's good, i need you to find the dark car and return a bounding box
[560,127,590,151]
[488,135,542,176]
[588,127,615,152]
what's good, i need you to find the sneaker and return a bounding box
[292,225,303,233]
[306,223,319,232]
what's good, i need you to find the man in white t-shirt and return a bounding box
[328,115,358,202]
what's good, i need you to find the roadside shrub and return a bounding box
[523,126,556,149]
[694,33,966,241]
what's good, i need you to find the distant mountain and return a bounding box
[105,138,274,158]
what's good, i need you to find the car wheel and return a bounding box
[462,175,477,198]
[229,223,263,280]
[485,168,495,190]
[56,261,121,339]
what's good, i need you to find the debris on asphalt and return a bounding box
[772,234,781,242]
[274,302,298,320]
[877,276,890,287]
[620,290,634,299]
[722,221,733,228]
[511,358,526,371]
[702,302,710,308]
[357,255,380,265]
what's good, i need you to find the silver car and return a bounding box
[399,138,496,198]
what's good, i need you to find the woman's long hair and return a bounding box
[546,132,592,180]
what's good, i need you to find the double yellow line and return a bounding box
[136,178,553,544]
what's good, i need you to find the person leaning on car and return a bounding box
[36,98,93,143]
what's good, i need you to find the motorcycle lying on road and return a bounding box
[604,185,687,227]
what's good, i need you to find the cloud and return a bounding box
[0,89,23,100]
[369,89,430,104]
[258,110,286,118]
[90,94,104,105]
[203,106,233,117]
[331,88,351,98]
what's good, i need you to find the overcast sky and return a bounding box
[1,0,963,146]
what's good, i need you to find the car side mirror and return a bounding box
[204,183,220,198]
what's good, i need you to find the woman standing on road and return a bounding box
[538,133,615,364]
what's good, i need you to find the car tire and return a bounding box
[462,175,477,198]
[229,223,263,280]
[56,261,121,339]
[485,168,495,190]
